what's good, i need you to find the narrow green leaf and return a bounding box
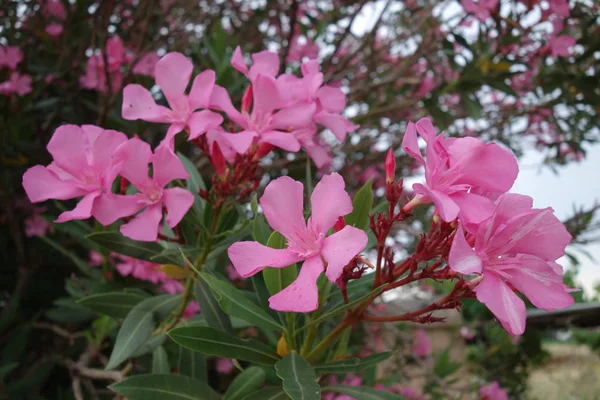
[178,347,207,382]
[106,295,180,369]
[241,387,288,400]
[200,273,283,331]
[345,179,374,231]
[77,291,150,319]
[194,280,232,333]
[433,348,461,378]
[263,232,297,296]
[152,346,170,374]
[223,367,266,400]
[169,326,280,366]
[132,332,167,357]
[86,232,177,264]
[253,214,272,245]
[322,385,407,399]
[315,352,393,373]
[109,374,219,400]
[275,351,320,400]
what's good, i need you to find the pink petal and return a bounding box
[122,84,171,123]
[271,102,316,131]
[450,191,495,229]
[187,109,224,140]
[120,204,163,242]
[401,122,424,165]
[209,85,245,126]
[474,273,526,336]
[303,140,332,169]
[321,226,368,282]
[260,131,301,152]
[314,112,358,141]
[316,86,346,113]
[55,191,101,223]
[155,52,193,108]
[162,187,194,228]
[188,69,216,110]
[151,147,190,187]
[448,224,482,275]
[231,46,248,75]
[252,74,282,115]
[505,256,574,311]
[91,129,128,176]
[260,176,306,240]
[115,138,152,188]
[249,50,280,80]
[227,241,303,278]
[220,130,257,154]
[310,173,353,233]
[415,118,437,141]
[22,165,86,202]
[301,60,320,76]
[414,184,460,222]
[47,125,90,178]
[92,194,144,226]
[483,193,533,239]
[268,256,323,312]
[159,123,186,151]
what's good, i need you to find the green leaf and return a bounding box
[241,387,288,400]
[169,326,280,366]
[106,294,180,369]
[132,333,167,357]
[109,374,219,400]
[322,385,407,399]
[177,152,206,193]
[433,348,461,379]
[263,232,297,296]
[315,352,392,373]
[275,351,320,400]
[461,95,483,120]
[345,179,374,231]
[487,79,517,97]
[224,367,266,400]
[200,273,283,331]
[178,347,207,382]
[152,346,170,374]
[77,291,150,319]
[86,232,177,264]
[194,280,232,333]
[253,213,272,245]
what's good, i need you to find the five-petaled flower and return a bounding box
[227,173,368,312]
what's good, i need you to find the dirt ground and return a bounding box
[528,343,600,400]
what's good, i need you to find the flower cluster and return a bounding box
[0,46,31,96]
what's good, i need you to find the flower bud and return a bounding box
[211,142,227,179]
[334,216,345,232]
[385,148,395,185]
[241,84,253,114]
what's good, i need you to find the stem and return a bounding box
[305,320,351,363]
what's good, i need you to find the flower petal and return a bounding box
[220,130,257,155]
[122,84,171,122]
[209,85,245,126]
[92,193,144,226]
[155,52,193,108]
[310,173,353,233]
[55,191,101,223]
[413,184,460,222]
[401,122,424,165]
[120,204,163,242]
[187,109,223,140]
[163,187,194,228]
[474,272,526,336]
[189,69,216,110]
[47,125,90,178]
[268,256,324,312]
[260,131,301,152]
[22,165,86,202]
[231,46,248,75]
[314,112,358,141]
[151,147,190,188]
[260,176,306,240]
[271,102,316,131]
[92,129,128,185]
[450,191,494,229]
[227,241,303,277]
[321,225,368,282]
[249,50,280,80]
[448,224,482,275]
[115,138,152,188]
[316,86,345,113]
[253,74,282,115]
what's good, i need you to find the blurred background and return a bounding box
[1,0,599,399]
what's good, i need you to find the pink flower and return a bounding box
[460,326,475,340]
[89,251,104,267]
[216,358,234,374]
[122,52,223,149]
[549,35,576,57]
[227,173,367,312]
[231,46,281,84]
[132,52,160,77]
[479,381,508,400]
[45,23,63,37]
[0,72,32,96]
[24,213,54,237]
[413,329,432,358]
[22,125,128,223]
[93,138,194,242]
[449,193,574,335]
[225,264,242,281]
[42,0,67,21]
[80,56,123,93]
[183,301,200,318]
[115,255,166,284]
[461,0,498,21]
[548,0,569,17]
[0,46,23,69]
[402,118,518,227]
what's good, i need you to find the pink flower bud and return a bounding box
[241,84,253,114]
[385,148,395,184]
[211,142,227,179]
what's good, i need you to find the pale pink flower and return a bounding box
[45,23,63,37]
[122,52,223,149]
[548,0,569,17]
[549,35,576,57]
[228,174,367,312]
[89,251,104,267]
[460,326,475,340]
[413,329,432,358]
[287,36,320,62]
[0,46,23,69]
[461,0,498,21]
[22,125,128,223]
[79,56,123,93]
[402,118,518,227]
[216,358,234,374]
[92,138,195,242]
[132,52,160,77]
[479,381,508,400]
[115,255,166,284]
[24,213,54,237]
[0,72,32,96]
[449,193,574,335]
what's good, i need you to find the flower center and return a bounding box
[286,221,324,258]
[141,181,163,205]
[246,110,273,133]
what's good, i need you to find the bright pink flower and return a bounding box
[80,56,123,93]
[294,126,332,168]
[479,381,508,400]
[122,52,223,149]
[45,23,63,37]
[402,118,518,227]
[231,46,281,84]
[132,52,160,77]
[227,173,367,312]
[0,72,32,96]
[0,46,23,69]
[105,36,127,72]
[413,329,432,358]
[183,301,200,318]
[92,138,195,242]
[115,255,166,284]
[449,193,574,335]
[22,125,127,223]
[549,35,576,57]
[461,0,498,21]
[89,251,104,267]
[216,358,234,374]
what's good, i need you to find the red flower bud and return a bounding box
[211,142,227,179]
[385,148,395,184]
[255,143,274,160]
[242,84,253,114]
[334,216,345,232]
